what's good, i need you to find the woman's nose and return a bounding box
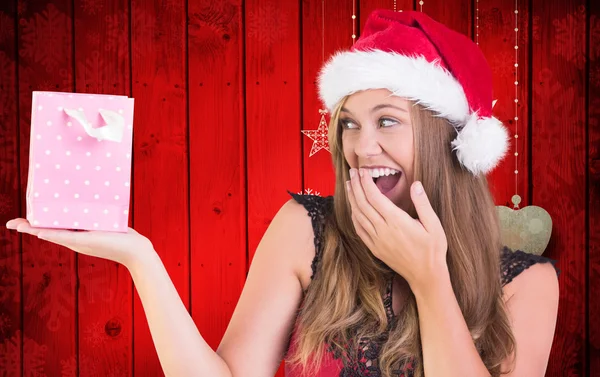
[355,130,382,157]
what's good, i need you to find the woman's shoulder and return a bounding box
[499,246,560,287]
[285,192,334,287]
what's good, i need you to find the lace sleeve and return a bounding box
[287,191,333,280]
[500,246,561,286]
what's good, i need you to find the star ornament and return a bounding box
[302,109,331,157]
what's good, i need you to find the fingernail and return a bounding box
[414,181,424,195]
[5,221,15,229]
[358,168,364,177]
[349,169,356,178]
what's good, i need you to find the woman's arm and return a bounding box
[413,262,558,377]
[128,198,314,377]
[127,250,232,377]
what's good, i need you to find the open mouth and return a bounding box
[372,170,402,194]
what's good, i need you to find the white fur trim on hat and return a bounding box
[451,113,509,175]
[318,49,508,175]
[318,49,469,123]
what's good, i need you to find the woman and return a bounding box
[6,9,559,377]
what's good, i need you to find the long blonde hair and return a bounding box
[286,97,516,377]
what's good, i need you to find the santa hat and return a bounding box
[318,10,509,175]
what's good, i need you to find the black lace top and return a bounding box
[286,192,560,377]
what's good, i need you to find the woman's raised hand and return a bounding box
[5,218,154,268]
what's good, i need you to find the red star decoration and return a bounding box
[302,109,330,157]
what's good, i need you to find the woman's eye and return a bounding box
[340,119,358,129]
[379,118,398,128]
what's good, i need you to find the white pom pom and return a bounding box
[451,114,509,175]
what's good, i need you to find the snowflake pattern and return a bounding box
[83,321,106,348]
[81,0,103,15]
[0,192,14,216]
[532,68,585,172]
[520,10,540,43]
[85,32,101,47]
[591,14,600,62]
[17,0,27,16]
[0,11,14,45]
[0,330,48,376]
[591,65,600,89]
[61,354,101,377]
[76,50,109,94]
[19,3,72,73]
[247,2,288,47]
[0,263,20,306]
[0,312,12,339]
[188,2,237,61]
[104,13,129,60]
[21,239,75,332]
[130,5,159,60]
[302,110,330,157]
[0,51,16,123]
[552,5,587,69]
[298,188,322,196]
[489,50,516,80]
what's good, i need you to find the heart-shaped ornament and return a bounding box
[496,195,552,256]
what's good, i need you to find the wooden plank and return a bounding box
[531,1,587,375]
[130,0,189,375]
[588,0,600,374]
[73,0,133,376]
[301,0,353,198]
[187,0,246,351]
[422,0,472,38]
[360,0,414,23]
[0,1,22,375]
[479,0,531,207]
[245,1,302,375]
[17,1,76,375]
[245,0,302,261]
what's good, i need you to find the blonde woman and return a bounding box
[7,9,559,377]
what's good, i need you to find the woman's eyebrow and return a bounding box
[341,104,409,114]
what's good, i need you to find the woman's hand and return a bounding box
[5,218,154,268]
[346,168,448,292]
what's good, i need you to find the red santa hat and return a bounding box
[318,9,509,175]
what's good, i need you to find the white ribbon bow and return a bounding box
[63,108,125,142]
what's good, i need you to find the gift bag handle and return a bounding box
[63,108,125,143]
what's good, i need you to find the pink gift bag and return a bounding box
[26,91,135,233]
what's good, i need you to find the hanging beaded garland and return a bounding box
[494,0,552,256]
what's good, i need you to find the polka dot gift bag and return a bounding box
[26,91,135,233]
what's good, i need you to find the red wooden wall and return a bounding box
[0,0,597,376]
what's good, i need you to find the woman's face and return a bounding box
[341,89,415,211]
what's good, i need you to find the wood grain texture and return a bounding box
[245,0,302,261]
[17,1,77,375]
[588,0,600,374]
[0,0,22,375]
[73,0,133,375]
[359,0,414,21]
[130,0,189,375]
[531,1,587,376]
[423,0,472,37]
[187,0,246,350]
[0,1,596,376]
[245,1,302,375]
[480,0,531,207]
[300,0,353,198]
